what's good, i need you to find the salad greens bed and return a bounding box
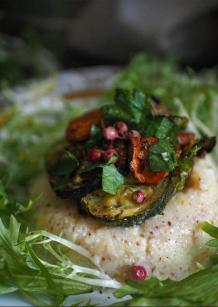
[0,54,218,306]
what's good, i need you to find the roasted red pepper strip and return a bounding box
[130,137,168,185]
[177,133,196,146]
[66,109,103,142]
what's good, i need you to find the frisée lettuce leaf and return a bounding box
[0,215,121,306]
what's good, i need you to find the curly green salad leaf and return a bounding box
[0,100,83,203]
[0,54,218,306]
[202,222,218,248]
[0,215,121,306]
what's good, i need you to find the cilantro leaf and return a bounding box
[81,157,124,195]
[103,88,151,126]
[102,164,124,195]
[115,88,150,123]
[149,139,178,172]
[146,117,175,139]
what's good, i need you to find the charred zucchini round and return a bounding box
[45,139,129,201]
[45,89,216,228]
[45,140,102,200]
[81,176,176,227]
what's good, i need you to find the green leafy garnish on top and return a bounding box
[146,116,175,139]
[149,139,178,172]
[45,80,215,227]
[102,88,151,127]
[102,163,124,195]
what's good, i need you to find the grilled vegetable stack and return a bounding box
[46,89,216,226]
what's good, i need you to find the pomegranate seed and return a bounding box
[132,191,145,204]
[103,126,118,141]
[102,148,118,162]
[131,265,147,281]
[88,148,102,162]
[128,130,141,139]
[116,121,128,135]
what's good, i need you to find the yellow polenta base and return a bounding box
[30,156,218,281]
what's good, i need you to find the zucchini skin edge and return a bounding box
[82,177,176,227]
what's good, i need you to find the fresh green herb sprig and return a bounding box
[102,162,124,195]
[146,117,175,139]
[146,116,181,173]
[149,139,178,172]
[102,88,151,129]
[103,88,182,173]
[83,156,124,195]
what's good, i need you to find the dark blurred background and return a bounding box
[0,0,218,87]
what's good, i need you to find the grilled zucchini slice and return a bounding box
[45,139,129,201]
[81,176,175,226]
[45,140,102,200]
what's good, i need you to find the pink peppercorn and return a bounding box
[88,148,102,162]
[131,265,147,281]
[102,148,118,162]
[103,126,118,141]
[116,121,128,135]
[132,191,145,204]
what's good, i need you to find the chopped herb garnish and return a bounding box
[102,88,151,127]
[102,163,124,195]
[176,136,216,190]
[149,139,178,172]
[146,117,175,139]
[82,156,123,195]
